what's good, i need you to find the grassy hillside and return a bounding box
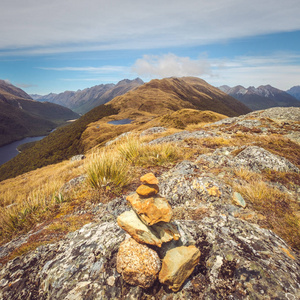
[0,105,117,181]
[109,77,251,117]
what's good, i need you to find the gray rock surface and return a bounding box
[140,127,167,136]
[1,216,299,299]
[149,130,215,144]
[70,154,86,161]
[233,146,299,173]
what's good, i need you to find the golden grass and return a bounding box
[117,136,183,167]
[85,149,131,189]
[0,159,85,243]
[0,214,93,264]
[160,109,227,129]
[233,168,300,250]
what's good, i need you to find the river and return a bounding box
[0,136,46,166]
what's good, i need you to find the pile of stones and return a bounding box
[116,173,201,291]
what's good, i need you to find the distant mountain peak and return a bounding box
[286,85,300,100]
[219,84,300,111]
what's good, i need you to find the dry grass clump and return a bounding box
[86,149,131,189]
[233,168,300,250]
[117,137,183,166]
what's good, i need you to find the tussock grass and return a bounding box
[117,136,182,166]
[86,150,131,189]
[233,168,300,250]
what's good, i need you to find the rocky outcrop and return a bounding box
[1,215,299,299]
[233,146,299,173]
[149,130,215,144]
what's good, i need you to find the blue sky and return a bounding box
[1,0,300,95]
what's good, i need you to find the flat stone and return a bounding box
[232,192,246,208]
[126,193,173,226]
[140,173,159,185]
[159,245,201,292]
[117,210,180,247]
[136,184,159,197]
[117,238,161,289]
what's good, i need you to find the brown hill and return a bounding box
[0,80,79,146]
[108,77,251,117]
[0,79,32,100]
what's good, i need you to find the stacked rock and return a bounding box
[116,173,201,292]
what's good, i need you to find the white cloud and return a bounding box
[132,54,211,78]
[204,53,300,90]
[0,0,300,54]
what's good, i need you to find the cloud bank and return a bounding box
[132,54,211,78]
[1,0,300,55]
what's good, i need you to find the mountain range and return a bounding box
[0,80,79,146]
[31,78,144,114]
[219,84,300,111]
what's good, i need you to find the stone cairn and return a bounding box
[116,173,201,292]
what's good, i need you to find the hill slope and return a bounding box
[219,84,300,110]
[109,77,251,117]
[0,107,299,299]
[32,78,144,114]
[0,80,79,146]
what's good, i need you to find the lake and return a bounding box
[107,119,132,125]
[0,136,46,166]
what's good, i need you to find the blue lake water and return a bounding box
[107,119,132,125]
[0,136,46,166]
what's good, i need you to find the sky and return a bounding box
[0,0,300,95]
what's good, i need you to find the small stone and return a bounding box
[232,192,247,208]
[159,245,201,292]
[117,238,161,289]
[140,173,159,185]
[126,193,172,225]
[136,184,159,197]
[117,210,180,247]
[106,276,115,286]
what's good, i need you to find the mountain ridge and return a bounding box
[31,78,144,114]
[219,84,300,110]
[287,85,300,100]
[109,77,251,117]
